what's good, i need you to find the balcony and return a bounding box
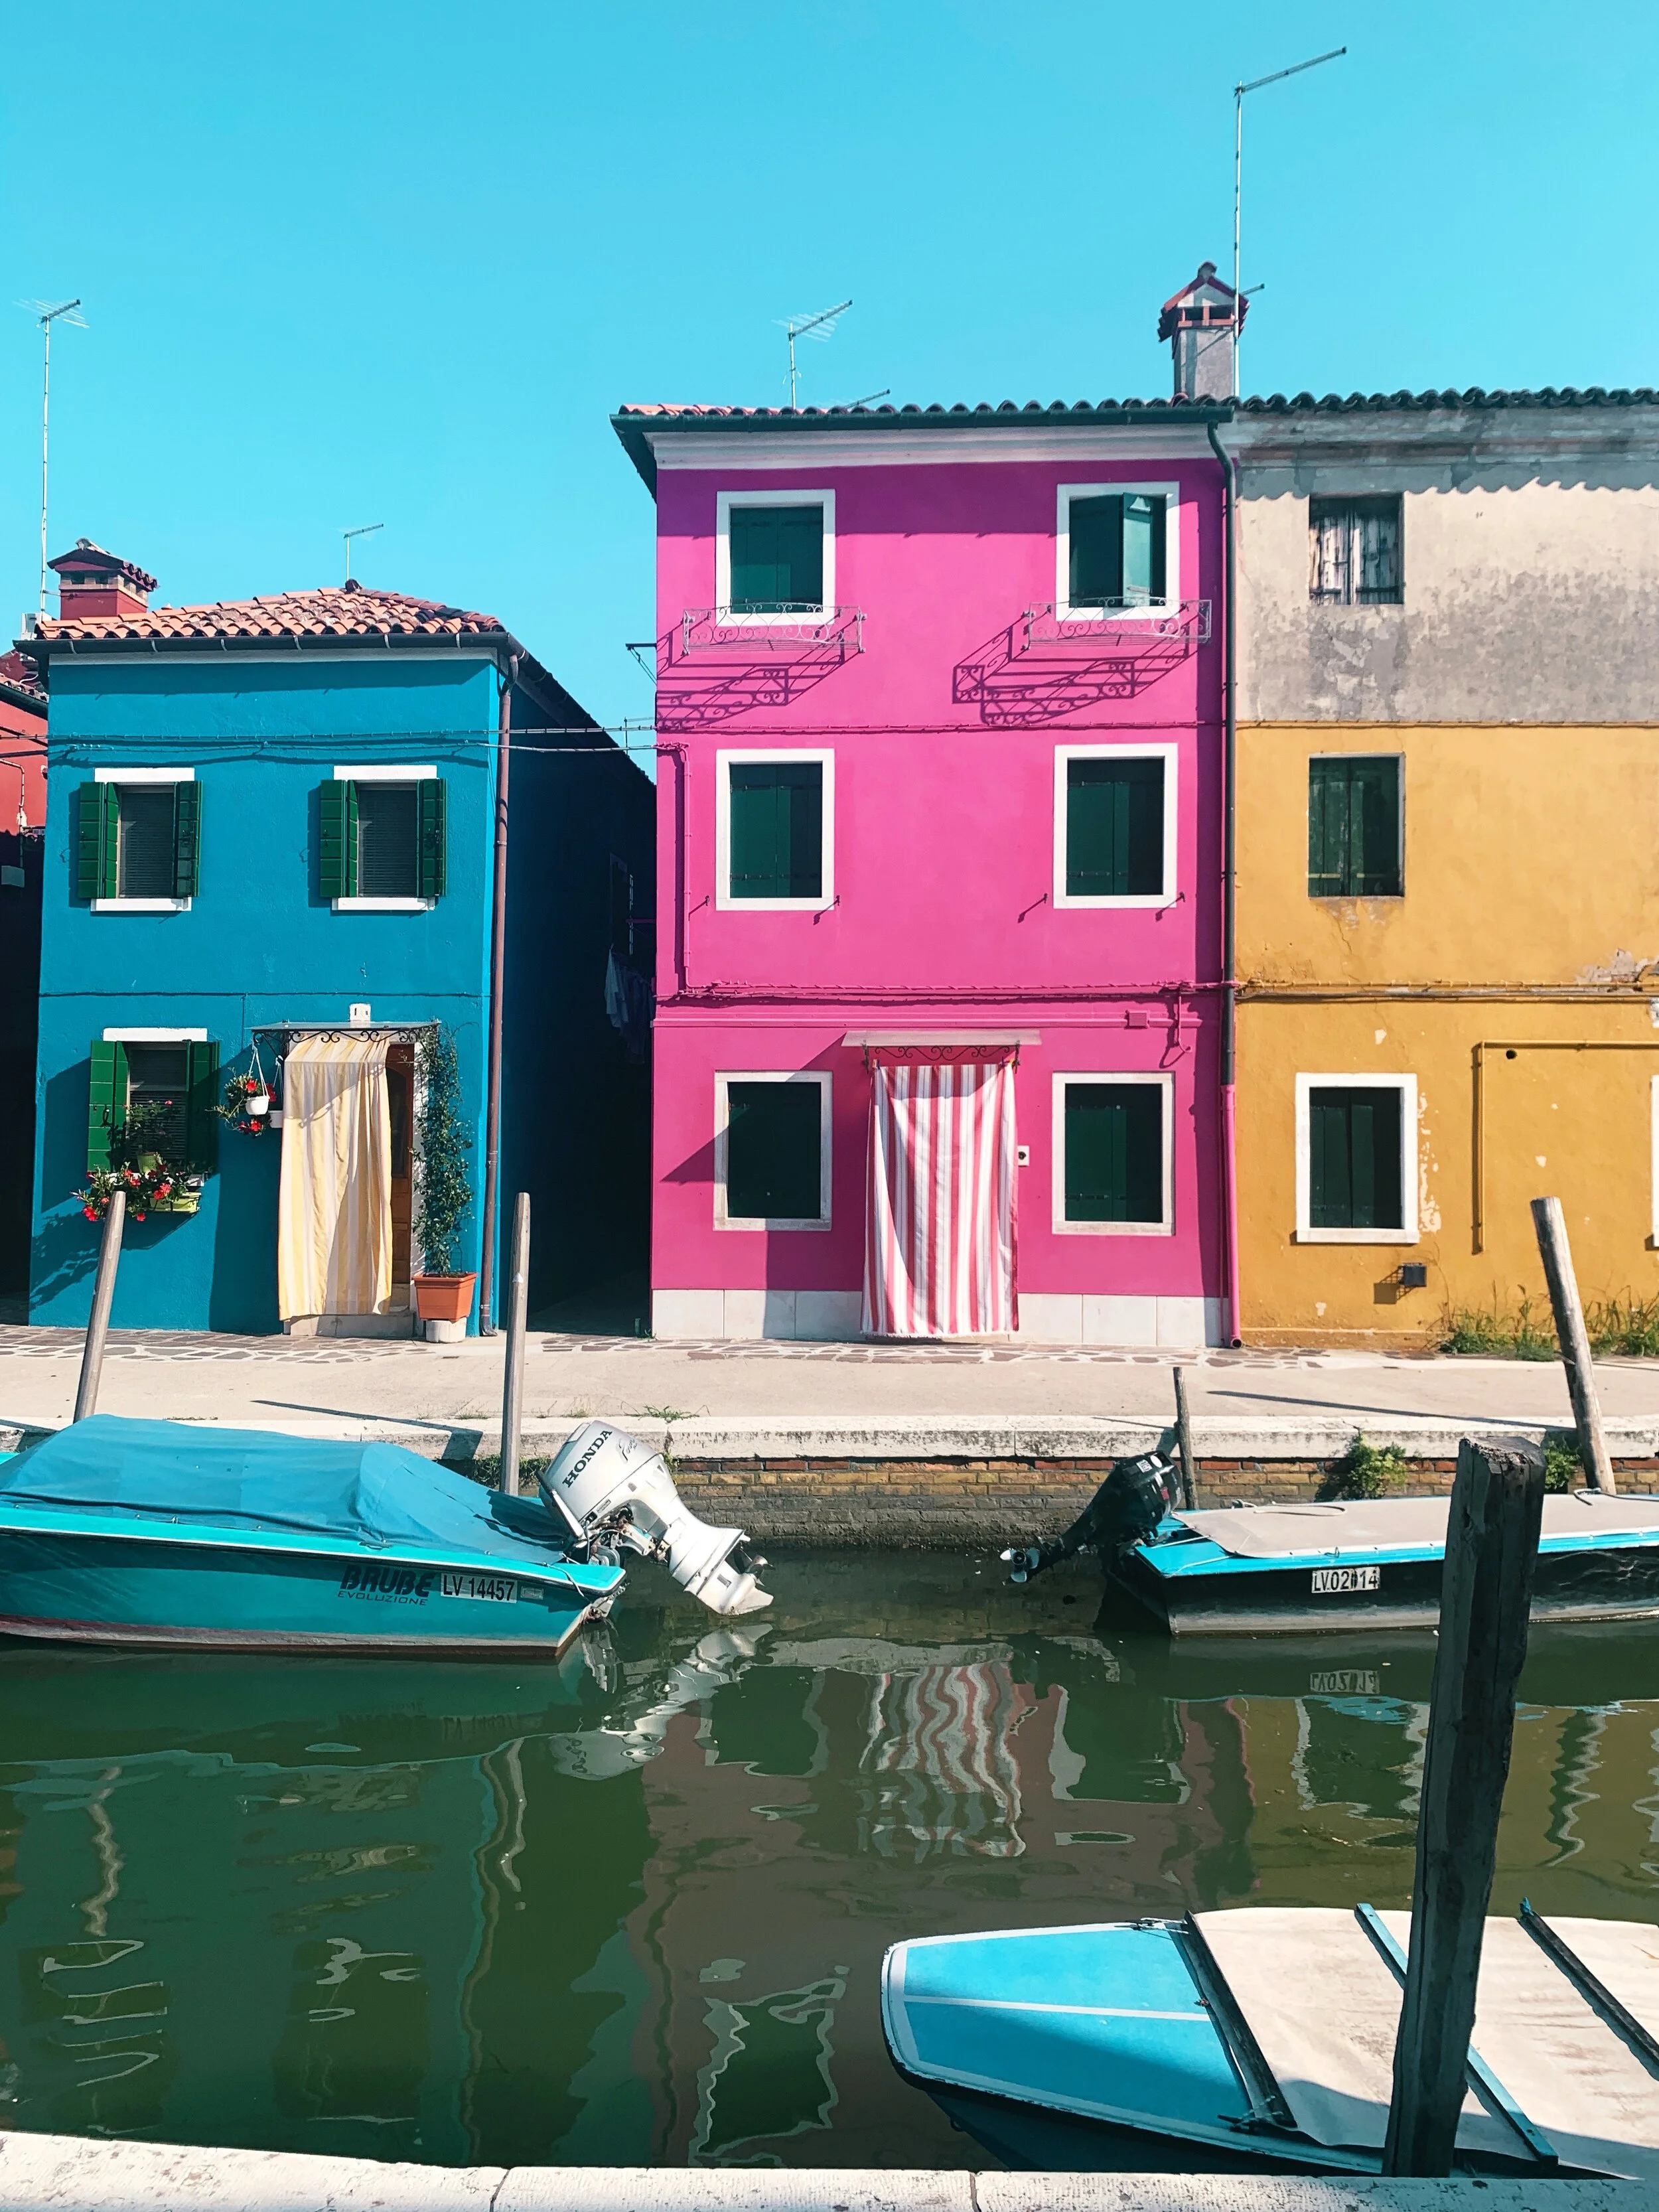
[955,598,1211,725]
[652,606,865,730]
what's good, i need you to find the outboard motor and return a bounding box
[1001,1450,1178,1584]
[538,1421,772,1617]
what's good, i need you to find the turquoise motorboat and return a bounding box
[0,1415,623,1657]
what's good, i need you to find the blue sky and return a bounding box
[4,1,1654,737]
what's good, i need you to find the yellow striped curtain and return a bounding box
[276,1035,393,1321]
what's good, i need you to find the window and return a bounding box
[1054,1074,1173,1235]
[87,1031,219,1175]
[322,767,445,909]
[1310,496,1403,605]
[77,769,198,909]
[716,491,835,623]
[1295,1074,1418,1244]
[715,1072,831,1229]
[1054,745,1175,908]
[716,751,833,910]
[1308,755,1403,898]
[1057,484,1178,618]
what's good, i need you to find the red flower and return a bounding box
[132,1211,147,1223]
[82,1206,97,1222]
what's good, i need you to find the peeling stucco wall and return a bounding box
[1232,407,1659,723]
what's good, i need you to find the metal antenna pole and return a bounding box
[1231,48,1346,396]
[27,298,85,612]
[788,327,798,409]
[779,300,853,407]
[342,522,384,581]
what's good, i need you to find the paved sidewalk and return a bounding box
[4,1323,1659,1463]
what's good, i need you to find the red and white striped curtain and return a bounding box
[863,1055,1019,1338]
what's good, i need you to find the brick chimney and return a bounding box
[1158,262,1246,402]
[48,538,157,620]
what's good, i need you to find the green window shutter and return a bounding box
[76,784,117,901]
[184,1041,220,1171]
[319,778,357,899]
[1065,757,1165,897]
[728,504,824,611]
[728,763,822,899]
[418,778,447,899]
[725,1081,823,1220]
[1063,1082,1163,1223]
[86,1039,128,1172]
[1068,495,1123,609]
[1309,1086,1403,1230]
[173,780,201,899]
[1309,757,1402,897]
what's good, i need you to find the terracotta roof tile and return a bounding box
[31,581,506,648]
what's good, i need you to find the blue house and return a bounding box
[23,543,653,1337]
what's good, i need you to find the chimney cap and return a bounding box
[1157,261,1247,343]
[46,538,158,595]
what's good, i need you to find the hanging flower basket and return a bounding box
[218,1072,273,1136]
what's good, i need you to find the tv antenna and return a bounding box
[1234,48,1345,394]
[342,522,384,581]
[779,299,851,407]
[844,388,891,409]
[20,298,88,613]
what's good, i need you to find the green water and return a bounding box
[3,1552,1658,2170]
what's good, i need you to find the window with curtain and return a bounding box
[1309,496,1404,604]
[1067,492,1168,609]
[1065,756,1166,898]
[1308,1085,1404,1229]
[1308,755,1403,897]
[727,761,824,900]
[76,778,200,903]
[727,504,826,612]
[1062,1082,1165,1224]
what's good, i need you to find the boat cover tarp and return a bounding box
[0,1415,567,1567]
[1175,1491,1659,1562]
[1196,1907,1659,2177]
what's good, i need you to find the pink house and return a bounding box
[613,269,1237,1345]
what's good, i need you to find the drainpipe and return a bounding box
[1206,413,1243,1347]
[478,651,519,1335]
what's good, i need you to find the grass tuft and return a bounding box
[1323,1432,1410,1500]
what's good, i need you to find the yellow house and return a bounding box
[1226,390,1659,1346]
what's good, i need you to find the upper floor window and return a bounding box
[78,768,198,911]
[1308,755,1403,898]
[716,491,835,621]
[1057,484,1177,618]
[716,750,833,911]
[1053,745,1176,908]
[1310,495,1403,605]
[323,766,446,911]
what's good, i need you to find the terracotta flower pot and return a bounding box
[413,1272,478,1324]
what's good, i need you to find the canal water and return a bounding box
[3,1551,1657,2170]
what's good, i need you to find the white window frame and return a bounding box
[102,1027,208,1043]
[1052,1071,1175,1236]
[331,763,437,913]
[1295,1072,1419,1245]
[715,489,835,627]
[91,764,194,913]
[714,1070,833,1232]
[1052,743,1177,910]
[715,748,835,913]
[1056,482,1180,623]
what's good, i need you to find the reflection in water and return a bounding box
[1,1555,1657,2168]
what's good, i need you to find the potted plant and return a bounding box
[217,1070,272,1136]
[74,1098,204,1222]
[411,1025,476,1324]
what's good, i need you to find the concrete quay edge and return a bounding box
[5,1412,1657,1465]
[0,2135,1647,2211]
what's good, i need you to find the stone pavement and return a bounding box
[4,1323,1659,1467]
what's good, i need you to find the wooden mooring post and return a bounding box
[1382,1434,1544,2176]
[72,1190,126,1422]
[498,1191,530,1494]
[1173,1366,1197,1511]
[1531,1194,1615,1493]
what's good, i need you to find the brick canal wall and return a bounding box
[668,1453,1659,1546]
